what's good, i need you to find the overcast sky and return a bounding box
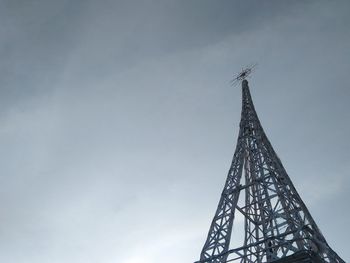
[0,1,349,263]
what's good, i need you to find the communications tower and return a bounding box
[195,73,344,263]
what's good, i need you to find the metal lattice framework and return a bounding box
[195,80,344,263]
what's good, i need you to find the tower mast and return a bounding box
[196,77,344,263]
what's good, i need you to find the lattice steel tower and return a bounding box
[195,79,344,263]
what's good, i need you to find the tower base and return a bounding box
[272,250,323,263]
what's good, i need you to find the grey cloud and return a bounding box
[0,1,349,263]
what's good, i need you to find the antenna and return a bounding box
[231,64,257,87]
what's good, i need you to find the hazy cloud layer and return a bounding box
[0,1,349,263]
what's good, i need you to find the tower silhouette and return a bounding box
[196,80,344,263]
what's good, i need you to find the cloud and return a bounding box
[0,0,349,262]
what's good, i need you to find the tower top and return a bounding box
[231,64,256,86]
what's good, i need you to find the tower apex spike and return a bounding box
[231,64,257,87]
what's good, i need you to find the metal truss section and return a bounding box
[197,80,344,263]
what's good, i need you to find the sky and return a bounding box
[0,1,349,262]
